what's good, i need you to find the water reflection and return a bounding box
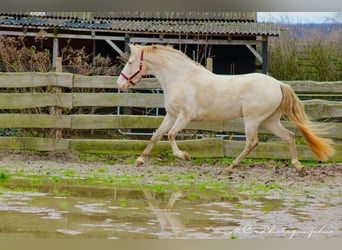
[0,182,340,239]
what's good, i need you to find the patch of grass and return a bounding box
[105,176,114,184]
[54,190,70,197]
[292,199,309,208]
[175,173,196,181]
[123,157,136,165]
[13,187,39,192]
[52,176,61,184]
[97,167,107,173]
[234,202,244,209]
[119,198,127,208]
[0,171,10,182]
[261,199,283,212]
[236,181,283,196]
[241,158,270,164]
[58,200,71,209]
[186,192,198,201]
[63,170,77,177]
[154,175,170,182]
[230,234,239,239]
[30,178,42,186]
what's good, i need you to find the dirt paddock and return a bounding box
[0,150,341,185]
[0,150,341,239]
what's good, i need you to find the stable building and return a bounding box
[0,12,280,74]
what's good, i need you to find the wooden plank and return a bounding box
[70,115,341,139]
[0,72,73,88]
[73,75,161,89]
[69,138,225,157]
[223,140,342,162]
[71,92,340,119]
[0,114,71,128]
[0,137,69,151]
[73,75,342,93]
[73,75,117,88]
[72,93,164,108]
[0,113,339,139]
[0,93,73,109]
[0,73,341,93]
[0,136,339,161]
[71,115,163,129]
[285,80,342,94]
[303,100,342,120]
[132,78,161,90]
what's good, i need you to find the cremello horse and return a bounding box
[117,44,335,174]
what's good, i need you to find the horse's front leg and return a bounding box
[135,114,176,166]
[168,114,191,160]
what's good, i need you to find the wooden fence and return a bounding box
[0,72,341,161]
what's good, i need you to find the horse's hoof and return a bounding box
[135,157,145,167]
[183,151,191,161]
[223,168,234,176]
[298,167,307,177]
[294,163,306,175]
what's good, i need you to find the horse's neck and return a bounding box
[146,49,201,89]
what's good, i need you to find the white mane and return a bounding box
[142,45,204,69]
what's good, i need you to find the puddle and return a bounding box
[0,179,341,239]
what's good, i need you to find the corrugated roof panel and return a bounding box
[1,12,257,22]
[0,14,280,36]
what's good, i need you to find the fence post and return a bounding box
[49,57,63,139]
[206,57,213,72]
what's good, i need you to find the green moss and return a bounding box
[237,181,283,196]
[230,234,239,239]
[97,167,107,173]
[30,178,42,186]
[154,175,170,182]
[0,171,10,182]
[64,170,77,177]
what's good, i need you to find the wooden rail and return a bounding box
[0,72,341,161]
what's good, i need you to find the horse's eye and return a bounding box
[128,61,132,65]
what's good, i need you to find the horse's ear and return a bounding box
[128,44,137,54]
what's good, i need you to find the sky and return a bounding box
[257,12,341,24]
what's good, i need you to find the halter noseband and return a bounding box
[120,50,144,86]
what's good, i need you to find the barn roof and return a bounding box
[1,11,257,21]
[0,12,280,36]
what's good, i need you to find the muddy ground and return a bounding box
[0,150,341,186]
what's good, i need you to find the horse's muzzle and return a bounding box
[117,77,129,91]
[119,84,129,91]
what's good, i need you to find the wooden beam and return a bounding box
[130,37,260,45]
[69,138,225,157]
[0,93,73,109]
[105,39,124,56]
[52,37,59,69]
[245,44,262,63]
[262,37,268,74]
[124,34,130,52]
[0,29,263,46]
[0,30,125,41]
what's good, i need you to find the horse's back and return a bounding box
[211,73,283,119]
[183,72,283,122]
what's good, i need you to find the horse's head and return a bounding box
[117,44,145,91]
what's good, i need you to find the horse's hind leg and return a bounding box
[262,113,304,173]
[224,120,259,175]
[135,114,176,166]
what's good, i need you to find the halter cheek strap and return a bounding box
[120,50,144,86]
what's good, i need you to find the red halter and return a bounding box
[120,50,144,86]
